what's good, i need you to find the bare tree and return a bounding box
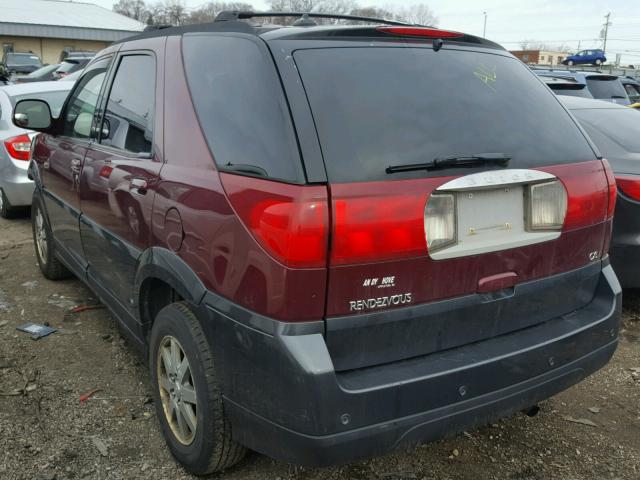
[187,2,254,24]
[519,39,570,52]
[349,6,395,20]
[113,0,150,22]
[393,3,437,26]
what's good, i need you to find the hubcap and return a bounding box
[0,189,4,211]
[157,336,198,445]
[35,208,48,262]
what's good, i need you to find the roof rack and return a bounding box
[214,10,413,27]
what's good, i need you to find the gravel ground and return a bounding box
[0,214,638,480]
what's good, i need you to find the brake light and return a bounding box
[615,175,640,201]
[377,26,464,38]
[99,165,113,178]
[4,134,31,161]
[220,173,328,268]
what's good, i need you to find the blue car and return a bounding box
[562,49,607,66]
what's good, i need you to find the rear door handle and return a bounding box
[130,178,148,194]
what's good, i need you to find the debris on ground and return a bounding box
[588,406,601,414]
[562,416,599,427]
[91,436,109,457]
[70,304,105,314]
[79,388,101,403]
[16,322,57,340]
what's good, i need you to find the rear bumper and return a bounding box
[203,261,621,467]
[0,159,33,206]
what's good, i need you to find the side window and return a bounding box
[61,57,110,139]
[99,55,155,155]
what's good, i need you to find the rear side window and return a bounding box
[182,34,303,183]
[294,47,596,183]
[100,55,155,154]
[572,108,640,154]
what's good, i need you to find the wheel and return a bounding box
[567,60,574,66]
[149,302,246,475]
[31,194,71,280]
[0,188,17,219]
[595,59,602,66]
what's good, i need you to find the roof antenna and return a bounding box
[292,13,318,27]
[432,38,444,51]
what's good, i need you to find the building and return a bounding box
[1,0,145,65]
[510,50,569,66]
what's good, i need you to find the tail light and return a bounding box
[526,180,568,231]
[602,159,617,216]
[220,173,328,268]
[4,134,31,161]
[614,175,640,201]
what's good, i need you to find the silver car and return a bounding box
[0,81,72,218]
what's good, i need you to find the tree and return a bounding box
[392,3,437,26]
[113,0,150,22]
[187,2,254,24]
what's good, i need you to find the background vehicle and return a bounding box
[534,69,630,104]
[621,77,640,104]
[562,49,606,66]
[561,96,640,287]
[60,51,96,62]
[14,12,621,475]
[52,58,91,80]
[12,64,60,84]
[1,52,43,74]
[0,81,72,218]
[540,75,592,98]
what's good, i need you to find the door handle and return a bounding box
[130,178,148,194]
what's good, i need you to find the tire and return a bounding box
[31,194,72,280]
[567,60,574,66]
[149,302,246,475]
[595,59,602,66]
[0,188,17,219]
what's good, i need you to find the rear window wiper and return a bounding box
[386,153,511,174]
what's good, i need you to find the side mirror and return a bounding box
[13,99,53,131]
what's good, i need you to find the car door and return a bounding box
[34,57,112,272]
[79,51,161,318]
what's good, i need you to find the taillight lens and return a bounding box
[526,180,568,231]
[424,193,456,251]
[220,173,328,268]
[4,134,31,161]
[615,175,640,201]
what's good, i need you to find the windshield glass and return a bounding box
[551,85,593,98]
[294,47,595,182]
[572,107,640,153]
[586,77,628,100]
[56,61,80,74]
[7,53,41,65]
[25,64,59,78]
[11,90,70,117]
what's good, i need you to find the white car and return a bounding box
[0,81,72,218]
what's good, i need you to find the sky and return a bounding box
[89,0,640,65]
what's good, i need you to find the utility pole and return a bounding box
[483,11,487,38]
[602,12,612,53]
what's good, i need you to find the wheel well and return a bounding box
[139,277,183,341]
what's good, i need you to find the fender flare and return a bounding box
[133,247,207,308]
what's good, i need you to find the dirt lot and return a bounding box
[0,213,638,480]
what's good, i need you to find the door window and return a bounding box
[61,57,110,139]
[99,55,155,155]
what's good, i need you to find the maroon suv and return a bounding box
[13,12,621,475]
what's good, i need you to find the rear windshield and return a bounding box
[572,108,640,153]
[294,47,595,182]
[551,85,593,98]
[26,64,59,78]
[56,61,81,74]
[7,53,41,65]
[585,76,628,101]
[11,90,69,117]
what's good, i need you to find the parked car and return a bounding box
[621,77,640,104]
[13,13,621,475]
[534,70,630,104]
[561,96,640,286]
[60,50,96,62]
[540,75,593,98]
[0,81,72,218]
[562,49,607,66]
[1,51,43,74]
[12,64,61,84]
[52,58,91,80]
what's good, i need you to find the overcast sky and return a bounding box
[91,0,640,65]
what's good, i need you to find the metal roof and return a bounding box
[0,0,144,41]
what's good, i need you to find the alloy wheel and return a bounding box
[34,207,48,262]
[157,336,198,445]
